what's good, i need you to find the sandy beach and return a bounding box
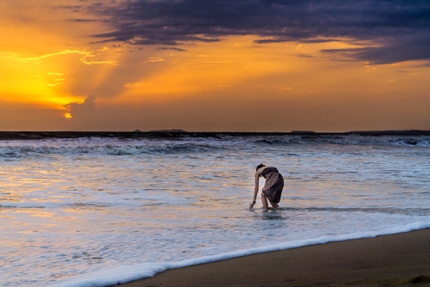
[116,229,430,287]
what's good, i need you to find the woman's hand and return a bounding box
[249,201,256,210]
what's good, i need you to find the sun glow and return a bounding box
[0,45,120,115]
[0,61,78,110]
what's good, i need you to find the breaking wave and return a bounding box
[253,134,430,147]
[0,134,429,159]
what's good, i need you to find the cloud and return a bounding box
[3,49,116,65]
[158,47,187,52]
[3,50,90,63]
[65,95,97,128]
[144,56,166,63]
[86,0,430,64]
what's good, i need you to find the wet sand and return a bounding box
[115,229,430,287]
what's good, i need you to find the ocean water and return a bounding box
[1,133,430,287]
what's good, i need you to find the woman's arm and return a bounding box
[249,172,260,209]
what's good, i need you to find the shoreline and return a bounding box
[114,228,430,287]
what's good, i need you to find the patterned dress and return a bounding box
[261,167,284,203]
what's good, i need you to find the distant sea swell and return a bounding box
[0,131,429,160]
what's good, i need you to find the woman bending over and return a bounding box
[249,163,284,210]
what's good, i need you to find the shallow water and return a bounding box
[1,134,429,286]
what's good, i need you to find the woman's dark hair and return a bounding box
[256,163,266,171]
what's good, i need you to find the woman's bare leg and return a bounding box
[260,193,269,210]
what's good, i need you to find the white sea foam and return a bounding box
[1,135,429,286]
[49,222,430,287]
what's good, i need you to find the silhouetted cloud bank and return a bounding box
[65,95,97,129]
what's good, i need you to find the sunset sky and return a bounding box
[1,0,429,132]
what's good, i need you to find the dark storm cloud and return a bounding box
[88,0,430,64]
[322,33,430,64]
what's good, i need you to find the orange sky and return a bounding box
[1,0,429,132]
